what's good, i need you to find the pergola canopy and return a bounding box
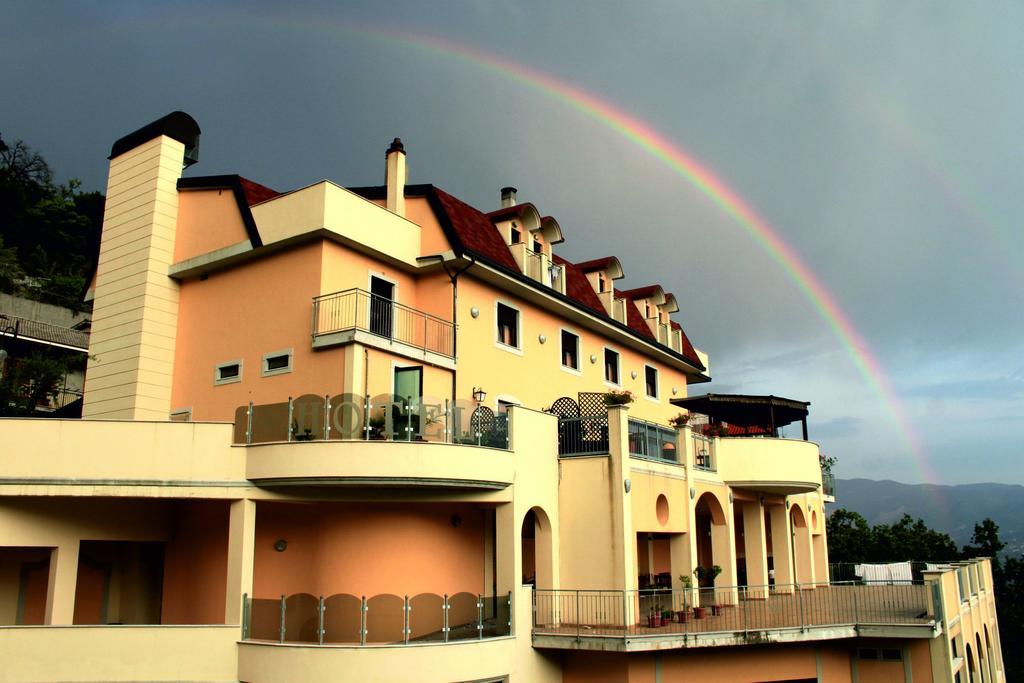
[671,393,810,438]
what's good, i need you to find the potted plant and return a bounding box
[662,608,674,624]
[705,564,725,615]
[669,412,692,429]
[602,389,635,407]
[367,409,387,440]
[676,574,693,622]
[647,607,662,628]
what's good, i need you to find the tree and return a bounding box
[962,518,1005,564]
[0,351,76,416]
[0,133,101,311]
[825,509,871,562]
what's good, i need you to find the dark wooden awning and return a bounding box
[671,393,810,439]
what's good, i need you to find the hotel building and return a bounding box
[0,112,1004,682]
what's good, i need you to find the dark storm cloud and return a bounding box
[2,0,1021,483]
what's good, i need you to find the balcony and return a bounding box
[244,591,511,645]
[532,581,938,651]
[311,288,455,366]
[235,394,519,489]
[627,418,679,464]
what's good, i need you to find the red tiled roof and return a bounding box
[238,177,279,206]
[615,288,656,341]
[552,255,606,313]
[485,203,540,223]
[433,188,520,271]
[575,257,619,273]
[618,285,663,300]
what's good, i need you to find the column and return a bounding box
[225,498,256,625]
[742,501,769,598]
[768,503,794,592]
[608,405,636,593]
[45,542,79,625]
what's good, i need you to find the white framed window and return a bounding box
[214,359,242,385]
[645,365,659,400]
[560,329,580,372]
[495,300,522,354]
[604,347,620,386]
[261,348,293,377]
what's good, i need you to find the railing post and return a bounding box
[287,396,294,442]
[507,591,513,636]
[798,584,805,631]
[241,593,249,640]
[403,595,410,645]
[576,590,581,642]
[477,593,484,640]
[443,594,450,643]
[279,594,286,643]
[622,589,628,638]
[444,399,450,444]
[360,595,367,645]
[323,395,331,440]
[317,595,325,645]
[406,397,413,442]
[853,582,860,625]
[363,399,371,441]
[246,401,254,445]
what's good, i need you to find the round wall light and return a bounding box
[470,307,480,318]
[590,354,597,364]
[624,478,631,493]
[672,387,679,396]
[631,370,638,379]
[274,539,288,552]
[538,333,547,344]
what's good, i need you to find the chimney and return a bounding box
[500,186,517,208]
[385,137,407,217]
[83,111,200,420]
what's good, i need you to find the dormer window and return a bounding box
[510,222,521,244]
[598,272,607,293]
[533,238,542,253]
[645,301,652,318]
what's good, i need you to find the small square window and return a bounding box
[497,303,519,349]
[858,648,879,660]
[604,348,620,385]
[215,360,242,385]
[261,348,293,377]
[510,226,521,244]
[561,330,579,370]
[881,648,902,661]
[645,365,658,398]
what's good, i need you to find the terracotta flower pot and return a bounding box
[647,614,662,628]
[677,610,691,623]
[692,606,706,619]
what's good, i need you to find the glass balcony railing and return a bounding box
[312,289,455,358]
[233,394,510,449]
[244,591,512,645]
[627,418,679,463]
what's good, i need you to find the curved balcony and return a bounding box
[236,395,514,489]
[715,437,822,494]
[245,440,513,489]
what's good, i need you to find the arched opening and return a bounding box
[656,495,669,526]
[789,503,813,586]
[694,492,731,603]
[984,625,996,679]
[978,634,987,679]
[966,642,976,683]
[521,507,553,588]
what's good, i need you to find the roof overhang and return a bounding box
[671,393,809,426]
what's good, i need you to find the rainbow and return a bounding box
[366,29,933,476]
[103,11,938,483]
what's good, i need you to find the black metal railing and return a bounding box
[312,289,455,358]
[557,414,609,456]
[533,581,934,642]
[627,418,679,463]
[244,591,512,645]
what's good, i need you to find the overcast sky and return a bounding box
[2,1,1021,485]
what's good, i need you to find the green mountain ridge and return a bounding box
[834,478,1024,557]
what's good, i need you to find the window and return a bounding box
[881,648,902,662]
[533,238,542,253]
[261,348,293,377]
[604,348,620,384]
[645,365,658,398]
[561,330,579,370]
[214,360,242,385]
[598,272,607,293]
[510,223,521,244]
[496,302,520,349]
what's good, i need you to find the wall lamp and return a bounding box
[472,387,487,404]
